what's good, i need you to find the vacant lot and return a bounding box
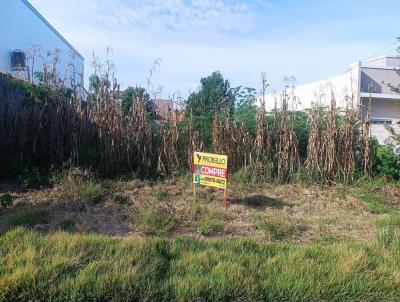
[1,172,400,301]
[1,171,399,242]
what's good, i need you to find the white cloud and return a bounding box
[28,0,399,98]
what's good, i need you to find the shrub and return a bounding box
[0,194,14,208]
[19,167,50,189]
[372,143,400,180]
[79,182,104,204]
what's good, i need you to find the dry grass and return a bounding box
[1,173,397,244]
[1,73,371,185]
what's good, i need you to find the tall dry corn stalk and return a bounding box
[362,95,372,178]
[275,91,299,183]
[339,96,359,184]
[305,103,321,180]
[320,94,338,185]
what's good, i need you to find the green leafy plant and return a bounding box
[372,143,400,180]
[0,194,14,208]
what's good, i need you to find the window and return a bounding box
[371,119,392,125]
[11,50,26,70]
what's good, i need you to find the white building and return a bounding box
[263,55,400,144]
[0,0,84,87]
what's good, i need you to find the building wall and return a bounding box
[261,56,400,144]
[361,67,400,94]
[366,56,400,68]
[263,62,360,111]
[0,0,84,87]
[361,97,400,144]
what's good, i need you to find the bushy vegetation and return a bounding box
[0,194,14,208]
[55,217,76,232]
[371,129,400,180]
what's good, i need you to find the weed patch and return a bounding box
[135,203,176,236]
[196,208,225,236]
[55,217,76,232]
[257,219,307,241]
[153,184,169,200]
[53,168,105,205]
[1,209,48,232]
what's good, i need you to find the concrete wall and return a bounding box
[260,56,400,144]
[0,0,84,87]
[361,97,400,144]
[263,62,360,111]
[361,67,400,94]
[366,56,400,67]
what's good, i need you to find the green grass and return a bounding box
[375,214,400,249]
[78,182,104,204]
[196,208,225,236]
[135,203,176,236]
[55,217,76,232]
[352,179,395,214]
[1,228,400,301]
[257,219,307,241]
[153,184,169,200]
[1,209,48,232]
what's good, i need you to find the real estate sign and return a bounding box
[193,151,228,189]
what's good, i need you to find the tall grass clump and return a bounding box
[51,167,105,207]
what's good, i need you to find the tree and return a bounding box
[184,71,234,146]
[232,86,257,136]
[89,74,100,97]
[121,86,152,117]
[186,71,234,117]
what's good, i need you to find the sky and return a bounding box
[29,0,399,99]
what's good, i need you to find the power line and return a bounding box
[362,40,399,62]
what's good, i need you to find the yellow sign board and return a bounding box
[193,174,227,189]
[193,152,228,189]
